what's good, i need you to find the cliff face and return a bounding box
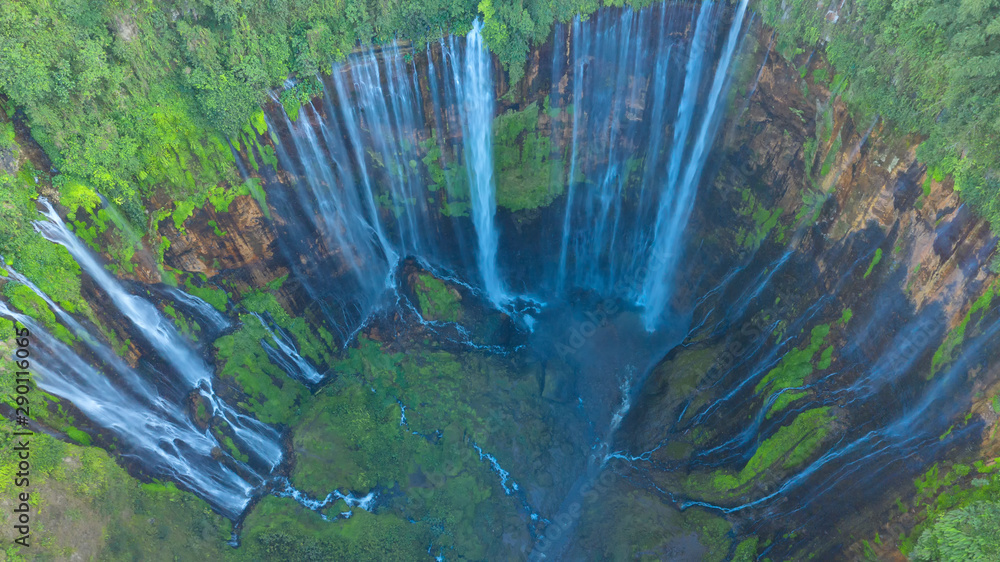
[11,12,1000,559]
[159,28,1000,556]
[609,36,1000,559]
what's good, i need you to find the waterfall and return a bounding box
[458,20,509,307]
[0,1,758,528]
[164,286,231,332]
[252,312,324,384]
[548,1,748,312]
[266,28,512,337]
[0,297,258,519]
[258,6,752,320]
[32,199,283,470]
[35,200,208,389]
[640,0,751,330]
[556,15,587,294]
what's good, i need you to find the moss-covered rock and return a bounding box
[687,407,835,496]
[493,102,565,212]
[411,272,462,323]
[234,497,431,561]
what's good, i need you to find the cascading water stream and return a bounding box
[260,4,751,326]
[32,199,283,469]
[544,1,749,320]
[0,298,259,518]
[273,477,377,521]
[457,20,509,307]
[640,0,751,330]
[164,286,231,332]
[0,2,765,547]
[35,200,207,389]
[265,27,518,339]
[252,312,324,384]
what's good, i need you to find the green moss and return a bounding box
[803,137,818,172]
[160,267,179,287]
[756,407,833,472]
[292,380,408,493]
[571,482,733,562]
[492,102,565,211]
[221,435,250,463]
[265,274,288,292]
[768,391,808,418]
[164,304,201,341]
[931,282,997,374]
[863,248,883,279]
[235,497,431,561]
[819,133,843,177]
[0,318,14,341]
[0,426,229,561]
[241,291,333,365]
[214,318,309,426]
[3,283,75,344]
[207,219,227,237]
[840,308,853,325]
[744,206,784,250]
[172,200,197,232]
[756,324,832,416]
[734,536,760,562]
[184,278,228,312]
[817,345,834,370]
[418,133,472,218]
[974,460,998,474]
[212,292,338,425]
[65,426,92,446]
[285,336,552,557]
[413,273,461,323]
[732,185,784,250]
[702,408,834,494]
[245,178,270,218]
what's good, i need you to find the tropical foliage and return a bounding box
[760,0,1000,226]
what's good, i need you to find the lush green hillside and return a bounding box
[2,0,998,250]
[2,0,1000,560]
[759,0,1000,224]
[0,0,604,224]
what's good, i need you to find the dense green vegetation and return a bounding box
[283,334,558,558]
[912,501,1000,561]
[899,459,1000,559]
[412,272,462,321]
[236,497,431,560]
[760,0,1000,227]
[214,291,334,424]
[493,100,567,210]
[0,128,88,318]
[0,0,612,235]
[0,425,231,561]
